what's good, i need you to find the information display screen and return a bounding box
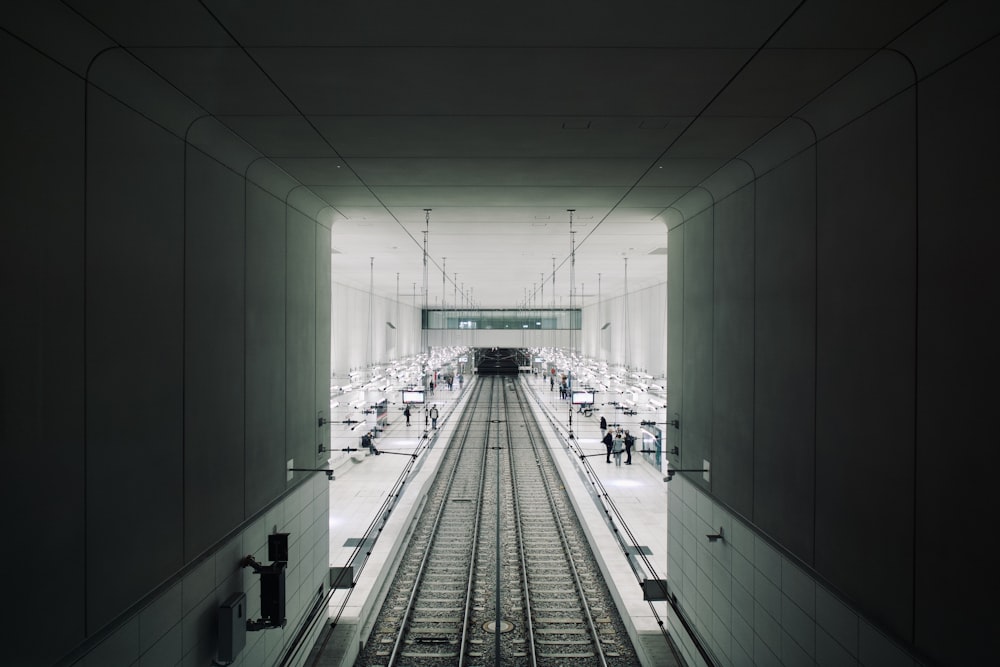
[572,391,595,405]
[401,390,425,404]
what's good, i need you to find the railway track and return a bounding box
[356,376,639,667]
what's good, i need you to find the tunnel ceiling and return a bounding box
[56,0,953,306]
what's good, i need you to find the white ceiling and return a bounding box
[64,0,948,307]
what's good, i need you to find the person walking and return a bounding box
[429,404,439,429]
[603,429,613,463]
[624,429,634,465]
[612,431,624,466]
[404,404,411,426]
[599,415,607,437]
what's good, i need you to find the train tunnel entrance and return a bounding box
[475,348,522,375]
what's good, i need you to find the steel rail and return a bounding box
[386,377,492,666]
[517,382,610,667]
[457,378,495,667]
[504,384,540,667]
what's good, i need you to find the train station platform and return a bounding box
[311,374,678,667]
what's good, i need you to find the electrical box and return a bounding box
[329,565,354,589]
[218,592,247,662]
[642,579,670,601]
[268,533,290,563]
[260,564,286,626]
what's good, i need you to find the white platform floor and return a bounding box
[315,374,679,666]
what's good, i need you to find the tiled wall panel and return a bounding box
[73,475,330,667]
[668,475,919,667]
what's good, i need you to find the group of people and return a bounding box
[600,415,634,466]
[402,403,439,429]
[550,373,572,399]
[432,374,462,391]
[363,402,441,457]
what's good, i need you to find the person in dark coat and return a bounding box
[599,415,607,436]
[404,404,411,426]
[603,430,613,463]
[624,429,634,465]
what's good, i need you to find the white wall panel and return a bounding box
[331,281,421,375]
[580,282,668,377]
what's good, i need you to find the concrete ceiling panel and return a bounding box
[270,158,364,186]
[187,117,263,176]
[740,118,816,176]
[705,49,872,117]
[310,116,692,158]
[330,208,399,224]
[665,116,783,158]
[770,0,946,49]
[368,186,629,208]
[132,47,297,115]
[798,50,915,140]
[287,186,337,221]
[18,0,981,306]
[67,0,234,46]
[251,47,752,116]
[307,186,385,207]
[245,159,301,203]
[344,158,654,187]
[670,187,715,221]
[208,0,800,48]
[384,207,608,225]
[604,208,678,223]
[219,116,340,157]
[2,2,113,76]
[890,1,1000,77]
[616,187,691,209]
[637,158,729,186]
[699,160,756,202]
[88,49,204,137]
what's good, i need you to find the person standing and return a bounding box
[612,431,624,466]
[603,429,613,463]
[429,404,439,429]
[624,429,634,465]
[404,404,411,426]
[599,415,607,437]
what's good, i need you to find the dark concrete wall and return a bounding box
[913,38,1000,664]
[0,34,332,665]
[667,41,999,665]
